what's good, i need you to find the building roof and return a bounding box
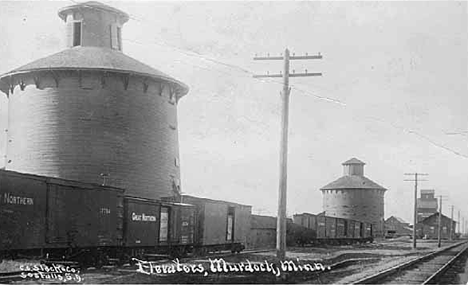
[342,158,365,165]
[321,175,386,190]
[58,1,129,23]
[0,46,189,96]
[419,212,456,225]
[386,216,408,224]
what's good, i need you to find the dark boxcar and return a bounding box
[0,169,124,252]
[325,216,337,238]
[336,218,346,238]
[180,195,251,251]
[316,215,326,239]
[168,202,195,245]
[124,198,195,248]
[46,180,124,248]
[355,222,362,238]
[124,197,160,247]
[287,221,316,246]
[293,214,306,228]
[0,170,47,251]
[293,213,317,232]
[348,220,356,238]
[364,223,373,238]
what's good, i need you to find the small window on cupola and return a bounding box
[110,24,122,51]
[73,22,82,46]
[117,26,122,51]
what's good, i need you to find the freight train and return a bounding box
[292,213,374,245]
[1,169,374,267]
[0,170,249,267]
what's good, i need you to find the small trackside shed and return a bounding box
[179,195,252,252]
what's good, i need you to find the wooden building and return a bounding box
[417,190,438,223]
[416,212,456,240]
[384,216,412,238]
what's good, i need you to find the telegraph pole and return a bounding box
[463,217,465,237]
[450,205,454,241]
[437,195,443,247]
[254,49,322,260]
[404,173,428,249]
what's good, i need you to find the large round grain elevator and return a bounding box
[0,1,188,199]
[320,158,387,238]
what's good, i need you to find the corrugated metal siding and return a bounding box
[6,71,180,200]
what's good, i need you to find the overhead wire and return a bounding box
[65,0,467,160]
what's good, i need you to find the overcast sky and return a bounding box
[0,1,466,224]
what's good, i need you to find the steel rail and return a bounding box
[422,243,468,284]
[351,241,468,284]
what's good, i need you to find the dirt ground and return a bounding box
[3,238,462,284]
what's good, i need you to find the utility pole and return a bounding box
[458,210,461,235]
[450,205,454,241]
[437,195,443,247]
[253,49,322,260]
[404,173,428,249]
[463,217,465,237]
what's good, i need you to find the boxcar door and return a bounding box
[317,216,326,238]
[226,207,235,242]
[46,184,68,244]
[180,206,195,244]
[159,206,170,243]
[343,220,348,237]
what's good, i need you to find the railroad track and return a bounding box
[352,241,468,284]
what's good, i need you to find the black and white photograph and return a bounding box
[0,0,467,284]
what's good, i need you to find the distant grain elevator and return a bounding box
[320,158,387,237]
[0,1,189,199]
[417,189,438,223]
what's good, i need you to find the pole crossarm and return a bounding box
[290,73,323,77]
[404,172,429,249]
[253,73,322,78]
[253,54,322,61]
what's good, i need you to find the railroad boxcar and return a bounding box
[0,170,198,266]
[316,215,326,239]
[0,169,124,259]
[122,196,195,259]
[177,195,252,253]
[355,221,362,238]
[348,220,356,238]
[364,223,373,239]
[336,218,346,238]
[293,212,317,230]
[247,215,277,249]
[293,212,374,245]
[325,216,337,239]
